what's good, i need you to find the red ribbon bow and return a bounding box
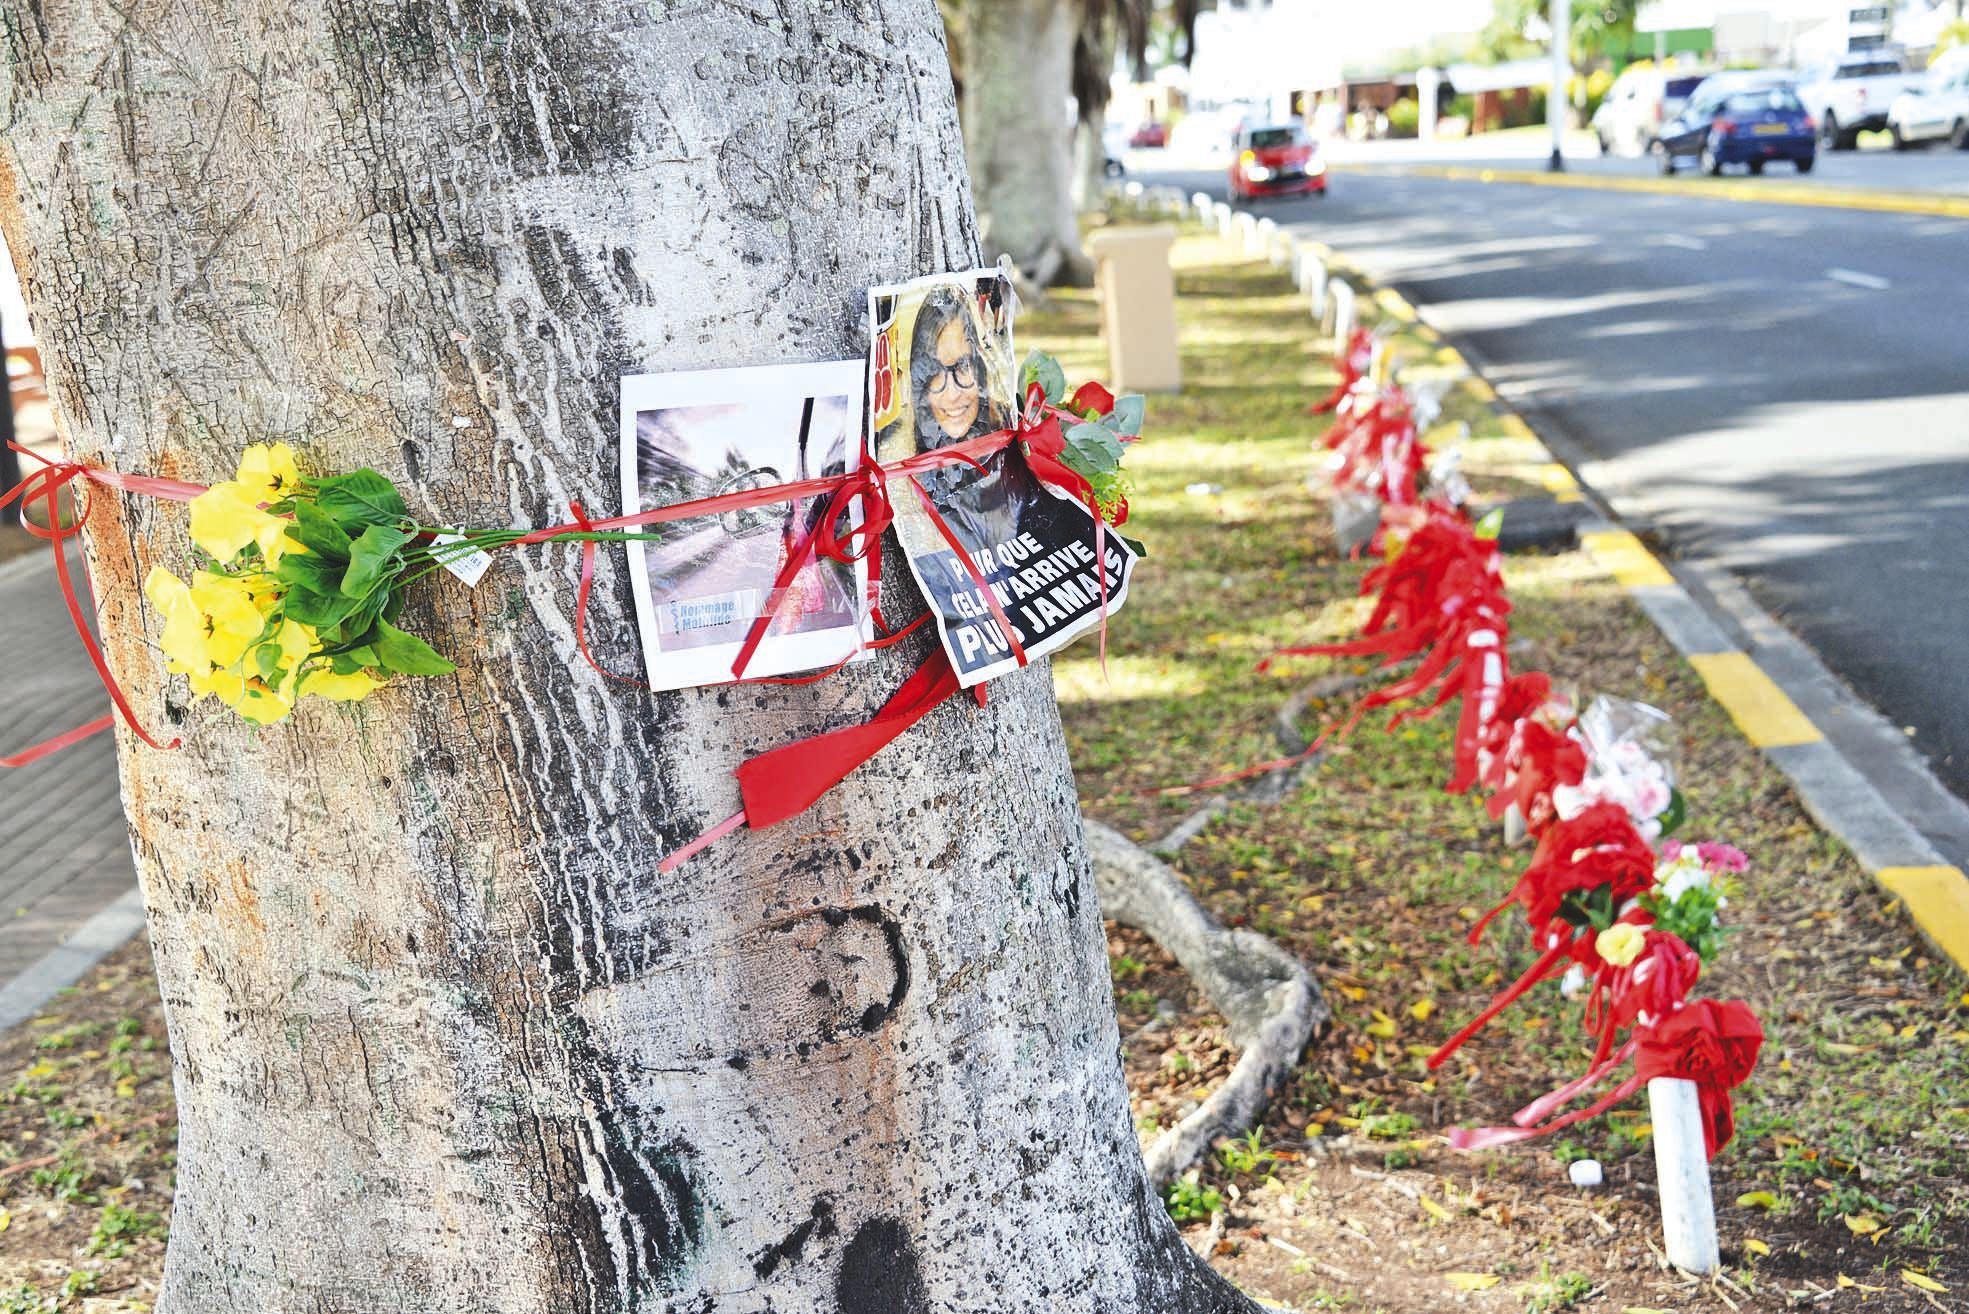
[1449,997,1762,1159]
[1582,927,1703,1069]
[1,442,204,766]
[1428,802,1659,1070]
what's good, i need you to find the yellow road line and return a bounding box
[1374,287,1418,322]
[1686,652,1824,747]
[1496,412,1539,443]
[1329,162,1969,221]
[1581,529,1675,589]
[1876,867,1969,972]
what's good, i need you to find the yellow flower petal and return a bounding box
[299,667,384,702]
[187,665,245,705]
[189,571,266,667]
[269,619,318,696]
[235,443,302,504]
[224,676,293,725]
[1596,922,1647,969]
[188,482,280,564]
[144,568,209,675]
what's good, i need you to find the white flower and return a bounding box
[1656,854,1713,904]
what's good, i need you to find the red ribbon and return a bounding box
[1311,327,1376,414]
[1582,927,1702,1069]
[1448,998,1762,1159]
[1,443,198,765]
[1465,800,1658,947]
[1428,803,1660,1069]
[657,647,963,873]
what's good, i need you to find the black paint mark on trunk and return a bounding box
[835,1216,928,1314]
[753,1195,837,1279]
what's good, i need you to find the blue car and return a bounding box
[1657,79,1817,175]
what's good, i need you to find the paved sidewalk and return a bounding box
[0,548,143,1012]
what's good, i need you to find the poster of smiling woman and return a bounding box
[869,268,1135,687]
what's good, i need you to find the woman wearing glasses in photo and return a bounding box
[886,287,1077,554]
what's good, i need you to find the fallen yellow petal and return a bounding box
[1736,1191,1779,1210]
[1410,998,1437,1022]
[1743,1238,1770,1257]
[1419,1195,1451,1223]
[1844,1213,1881,1235]
[1902,1271,1949,1294]
[1444,1273,1498,1291]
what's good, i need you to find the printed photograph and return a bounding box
[869,267,1134,686]
[619,360,870,690]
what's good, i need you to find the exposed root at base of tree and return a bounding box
[1087,817,1327,1190]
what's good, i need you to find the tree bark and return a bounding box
[0,3,1260,1311]
[961,0,1095,286]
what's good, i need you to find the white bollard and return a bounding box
[1306,261,1329,320]
[1214,202,1234,239]
[1192,191,1214,220]
[1236,211,1261,257]
[1650,1078,1722,1275]
[1125,180,1145,200]
[1256,217,1281,265]
[1329,280,1355,347]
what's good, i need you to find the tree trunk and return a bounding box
[962,0,1095,286]
[1073,108,1111,216]
[0,3,1264,1311]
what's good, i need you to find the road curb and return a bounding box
[1327,161,1969,220]
[0,885,147,1033]
[1280,225,1969,978]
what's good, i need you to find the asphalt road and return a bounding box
[1329,136,1969,195]
[1142,162,1969,815]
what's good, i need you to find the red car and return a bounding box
[1129,121,1168,149]
[1229,123,1326,201]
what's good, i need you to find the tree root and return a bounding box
[1087,818,1327,1190]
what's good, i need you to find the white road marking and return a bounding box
[1551,213,1583,228]
[1826,267,1891,290]
[1657,233,1708,251]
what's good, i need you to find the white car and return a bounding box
[1592,66,1713,156]
[1797,52,1926,149]
[1887,65,1969,150]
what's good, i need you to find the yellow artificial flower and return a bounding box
[189,570,268,667]
[1595,922,1648,969]
[144,568,209,675]
[221,675,295,725]
[189,481,292,565]
[300,667,385,702]
[189,664,246,705]
[234,443,302,505]
[262,617,317,698]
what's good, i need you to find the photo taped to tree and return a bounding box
[869,267,1134,687]
[619,360,870,690]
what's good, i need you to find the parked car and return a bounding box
[1128,120,1168,149]
[1887,64,1969,149]
[1797,52,1924,149]
[1227,123,1327,201]
[1657,78,1816,175]
[1592,66,1713,156]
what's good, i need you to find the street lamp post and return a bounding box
[1549,0,1570,172]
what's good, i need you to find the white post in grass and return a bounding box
[1193,191,1213,219]
[1215,201,1235,239]
[1329,280,1356,349]
[1237,211,1261,257]
[1306,258,1329,321]
[1649,1077,1721,1275]
[1548,0,1570,172]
